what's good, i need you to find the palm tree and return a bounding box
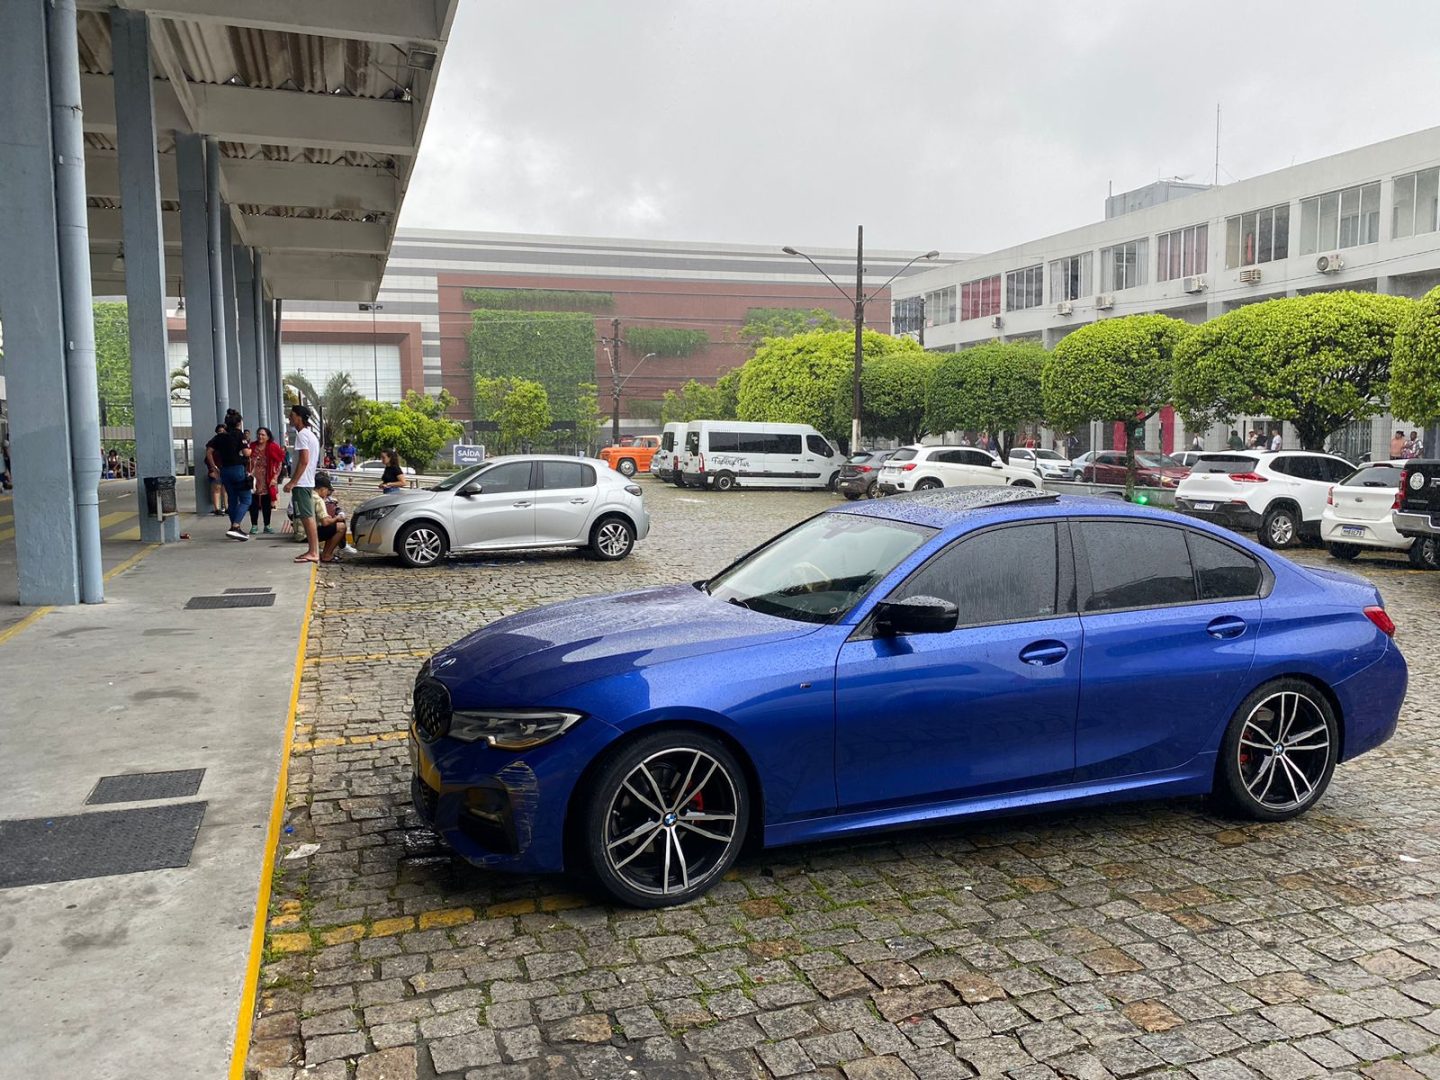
[284,371,324,441]
[284,371,366,447]
[170,360,190,403]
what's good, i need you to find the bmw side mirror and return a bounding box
[873,595,958,636]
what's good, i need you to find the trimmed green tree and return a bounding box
[1173,291,1410,451]
[351,390,463,470]
[473,376,552,454]
[926,341,1047,460]
[660,379,727,425]
[831,342,936,444]
[1392,284,1440,426]
[1044,314,1190,498]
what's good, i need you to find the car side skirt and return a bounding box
[764,758,1217,849]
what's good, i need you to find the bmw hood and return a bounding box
[428,584,821,701]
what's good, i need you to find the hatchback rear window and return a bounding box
[1190,455,1259,474]
[847,452,875,464]
[888,448,917,463]
[1342,464,1402,488]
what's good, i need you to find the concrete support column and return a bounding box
[111,8,178,543]
[273,298,286,432]
[0,0,82,604]
[252,252,269,432]
[1205,299,1225,322]
[219,211,242,418]
[204,136,229,418]
[235,244,259,428]
[1375,274,1392,295]
[176,134,219,512]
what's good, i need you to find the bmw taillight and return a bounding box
[902,463,917,471]
[1364,606,1396,637]
[1230,472,1268,483]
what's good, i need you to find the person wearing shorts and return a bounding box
[285,404,321,563]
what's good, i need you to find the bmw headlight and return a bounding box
[449,708,584,749]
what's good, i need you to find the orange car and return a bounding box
[598,435,661,477]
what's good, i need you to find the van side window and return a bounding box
[774,434,802,455]
[661,433,674,451]
[807,435,833,457]
[709,431,741,453]
[685,432,699,453]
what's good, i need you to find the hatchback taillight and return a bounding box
[902,463,917,471]
[1364,606,1396,637]
[858,465,872,473]
[1230,472,1268,483]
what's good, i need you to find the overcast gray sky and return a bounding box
[402,0,1440,255]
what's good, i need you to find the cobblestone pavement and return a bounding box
[249,481,1440,1080]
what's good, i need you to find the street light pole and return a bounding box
[781,236,940,452]
[359,301,383,400]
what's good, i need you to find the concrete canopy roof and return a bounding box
[74,0,459,301]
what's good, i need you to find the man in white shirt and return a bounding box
[285,404,321,563]
[1269,431,1283,452]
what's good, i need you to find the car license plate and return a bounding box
[1192,501,1215,511]
[1341,525,1365,537]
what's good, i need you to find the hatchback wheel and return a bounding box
[579,729,749,907]
[1215,679,1337,822]
[590,516,635,560]
[1326,541,1361,561]
[616,457,637,477]
[1409,536,1440,570]
[866,480,881,499]
[396,522,446,568]
[1260,505,1299,548]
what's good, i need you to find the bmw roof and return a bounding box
[833,487,1186,530]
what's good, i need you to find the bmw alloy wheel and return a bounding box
[602,747,740,899]
[1231,688,1334,815]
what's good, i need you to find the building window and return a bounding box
[1393,167,1440,239]
[1099,239,1148,292]
[1048,253,1091,302]
[960,275,1001,320]
[1225,204,1290,268]
[924,286,956,326]
[1299,182,1380,254]
[892,295,925,335]
[1156,224,1208,282]
[1005,265,1044,311]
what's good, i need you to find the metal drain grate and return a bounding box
[185,593,276,609]
[87,769,206,805]
[0,802,207,888]
[224,587,273,594]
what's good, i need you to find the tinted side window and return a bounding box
[661,433,674,451]
[476,462,532,494]
[709,430,740,453]
[1187,532,1263,600]
[960,450,992,467]
[1080,522,1196,611]
[1281,456,1321,481]
[807,435,833,456]
[898,524,1059,626]
[1318,457,1355,483]
[1345,464,1402,488]
[1268,456,1294,477]
[889,448,917,463]
[774,434,802,455]
[541,461,594,490]
[685,432,699,453]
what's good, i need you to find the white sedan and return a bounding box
[1322,461,1422,564]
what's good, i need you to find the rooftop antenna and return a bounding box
[1213,103,1221,186]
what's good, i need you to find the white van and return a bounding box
[676,421,845,491]
[650,422,686,481]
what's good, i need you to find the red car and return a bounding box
[1082,450,1191,488]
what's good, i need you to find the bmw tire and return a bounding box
[1214,678,1337,822]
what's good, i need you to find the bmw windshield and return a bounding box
[705,513,934,624]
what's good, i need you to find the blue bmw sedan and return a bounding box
[410,488,1407,907]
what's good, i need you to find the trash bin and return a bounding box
[143,475,177,520]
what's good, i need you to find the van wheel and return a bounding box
[1260,505,1299,549]
[714,471,737,492]
[590,516,635,560]
[826,471,839,492]
[1409,536,1440,570]
[616,458,637,477]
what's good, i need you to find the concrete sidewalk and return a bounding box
[0,522,314,1080]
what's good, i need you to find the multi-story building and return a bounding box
[893,125,1440,460]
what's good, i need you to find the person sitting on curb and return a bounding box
[314,475,348,564]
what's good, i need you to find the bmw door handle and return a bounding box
[1019,640,1068,666]
[1206,615,1247,639]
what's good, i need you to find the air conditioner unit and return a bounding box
[990,315,1004,329]
[1056,301,1074,316]
[1182,275,1208,294]
[1095,294,1116,310]
[1315,253,1344,274]
[1239,268,1262,285]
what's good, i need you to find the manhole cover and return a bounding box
[185,594,276,609]
[87,769,205,805]
[0,802,207,888]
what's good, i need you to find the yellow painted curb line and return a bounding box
[104,542,160,582]
[0,606,55,647]
[228,563,317,1080]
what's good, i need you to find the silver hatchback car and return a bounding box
[350,455,650,567]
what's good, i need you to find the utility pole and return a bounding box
[852,224,864,453]
[609,317,622,445]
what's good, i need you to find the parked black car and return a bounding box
[836,449,895,500]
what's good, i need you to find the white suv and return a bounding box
[876,445,1043,495]
[1174,451,1355,548]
